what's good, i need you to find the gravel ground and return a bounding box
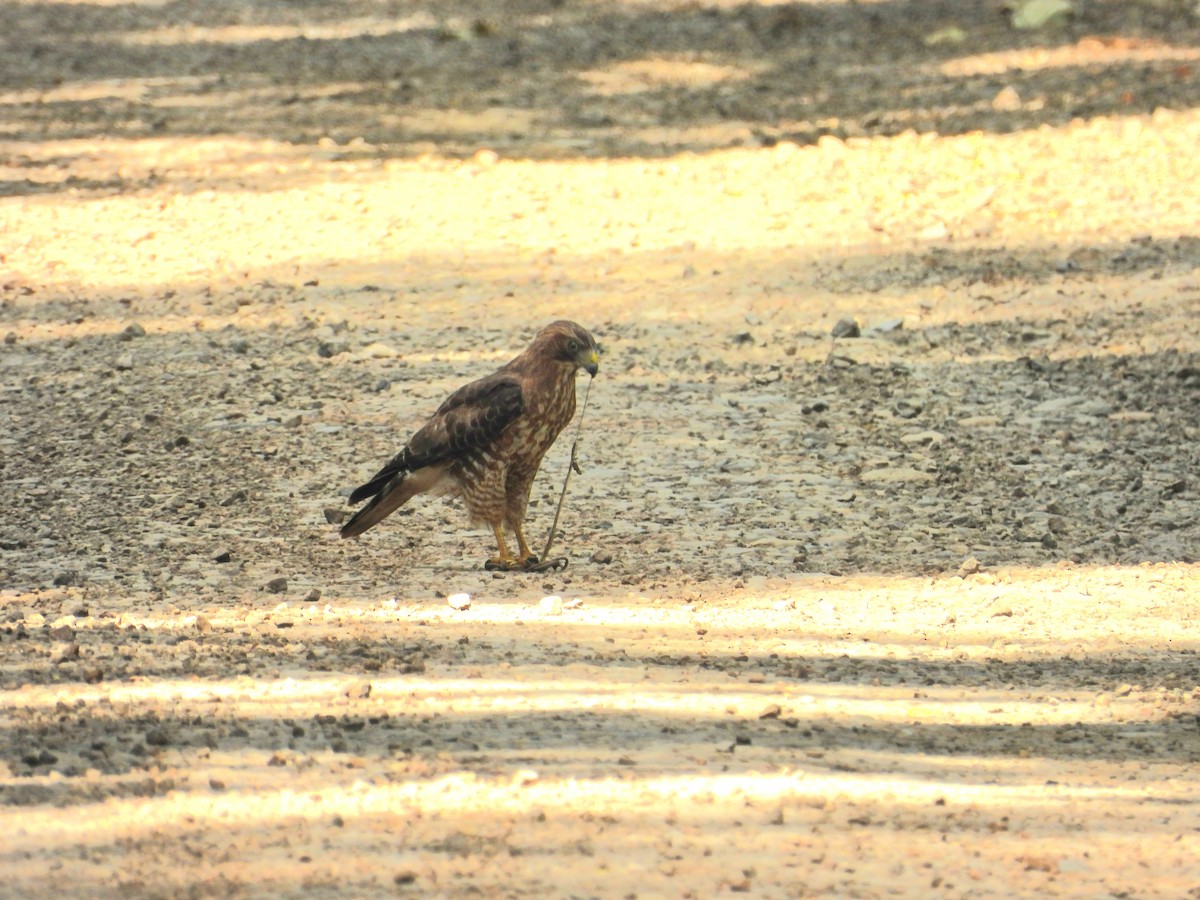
[2,1,1200,897]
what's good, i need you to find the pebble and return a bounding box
[323,508,346,525]
[447,593,472,610]
[539,595,563,615]
[870,317,905,334]
[992,85,1022,112]
[264,577,288,593]
[357,341,400,359]
[900,430,945,447]
[114,352,135,371]
[591,549,614,564]
[957,556,982,577]
[304,588,322,602]
[119,322,146,341]
[831,317,861,338]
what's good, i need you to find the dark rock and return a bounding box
[831,317,861,338]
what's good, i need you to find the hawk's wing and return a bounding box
[348,376,524,504]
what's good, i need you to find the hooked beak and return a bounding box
[582,348,599,377]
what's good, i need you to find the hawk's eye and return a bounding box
[566,339,580,354]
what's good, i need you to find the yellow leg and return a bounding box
[512,522,538,567]
[486,522,515,569]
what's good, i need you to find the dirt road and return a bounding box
[2,1,1199,897]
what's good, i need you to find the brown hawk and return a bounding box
[340,320,600,570]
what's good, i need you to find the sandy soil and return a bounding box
[2,1,1200,897]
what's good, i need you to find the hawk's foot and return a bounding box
[484,556,523,571]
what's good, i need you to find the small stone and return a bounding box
[53,571,79,587]
[831,317,861,338]
[373,378,391,393]
[346,682,372,700]
[317,340,348,359]
[759,704,782,720]
[539,595,563,616]
[358,341,399,359]
[114,352,135,371]
[119,322,147,341]
[447,593,472,610]
[1115,683,1133,697]
[221,489,247,507]
[214,550,232,563]
[591,549,614,564]
[304,588,322,603]
[730,331,754,346]
[49,625,74,642]
[283,414,303,429]
[957,556,982,577]
[23,750,58,767]
[195,616,212,633]
[900,430,945,447]
[265,577,288,594]
[323,507,346,525]
[472,148,500,166]
[992,85,1023,111]
[870,317,905,333]
[209,777,226,790]
[3,332,17,345]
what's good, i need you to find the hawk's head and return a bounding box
[536,320,600,377]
